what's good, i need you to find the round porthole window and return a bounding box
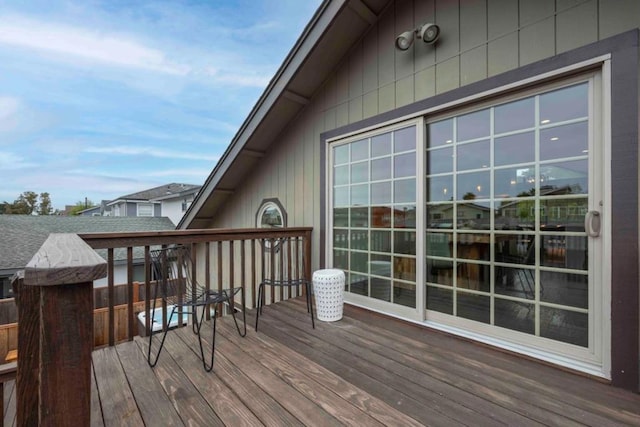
[256,198,286,228]
[256,198,287,249]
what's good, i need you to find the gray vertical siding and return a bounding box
[208,0,639,389]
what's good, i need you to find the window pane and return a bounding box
[371,157,391,181]
[394,126,416,152]
[371,181,391,204]
[350,230,368,251]
[394,231,416,255]
[371,132,391,157]
[457,201,490,230]
[393,256,415,281]
[495,298,535,334]
[427,175,453,202]
[539,198,587,231]
[540,160,588,195]
[457,292,490,324]
[351,162,368,183]
[427,260,454,286]
[351,183,369,205]
[426,286,453,314]
[370,256,391,276]
[333,229,348,248]
[541,235,587,270]
[371,278,391,302]
[457,171,490,200]
[457,109,490,141]
[333,249,348,270]
[371,206,392,228]
[540,122,588,161]
[457,262,490,292]
[427,203,453,229]
[334,187,348,207]
[494,132,535,166]
[457,140,490,171]
[394,152,416,177]
[495,165,536,198]
[350,207,368,227]
[394,282,416,308]
[495,234,535,264]
[371,230,391,252]
[427,147,453,174]
[495,200,535,230]
[334,165,349,185]
[495,266,535,299]
[394,205,416,228]
[351,139,368,161]
[334,144,349,165]
[539,83,588,125]
[540,271,588,308]
[394,179,415,203]
[350,252,368,273]
[428,118,453,148]
[494,97,535,134]
[457,233,490,261]
[333,208,348,227]
[349,273,368,295]
[540,306,587,347]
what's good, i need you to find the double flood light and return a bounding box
[395,23,440,51]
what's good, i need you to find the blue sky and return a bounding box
[0,0,321,210]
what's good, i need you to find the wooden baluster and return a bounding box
[127,247,134,341]
[108,248,115,347]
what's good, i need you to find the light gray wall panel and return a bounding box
[557,0,597,54]
[460,0,487,51]
[488,33,518,77]
[378,8,396,86]
[519,17,555,65]
[363,24,379,92]
[395,0,415,80]
[488,0,518,39]
[336,61,350,104]
[349,42,364,98]
[363,90,379,118]
[436,56,460,94]
[336,102,349,128]
[378,83,396,113]
[461,45,487,85]
[323,74,337,112]
[324,106,337,132]
[415,66,436,100]
[349,96,364,123]
[435,0,460,62]
[598,0,640,38]
[519,0,554,26]
[413,0,436,72]
[396,74,415,107]
[557,0,586,12]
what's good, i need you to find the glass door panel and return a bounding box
[426,81,595,350]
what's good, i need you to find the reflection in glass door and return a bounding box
[332,124,418,309]
[426,82,595,348]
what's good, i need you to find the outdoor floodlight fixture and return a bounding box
[395,23,440,51]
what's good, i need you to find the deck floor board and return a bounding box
[16,297,639,426]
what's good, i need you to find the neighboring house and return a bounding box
[0,215,175,297]
[179,0,639,391]
[84,183,200,225]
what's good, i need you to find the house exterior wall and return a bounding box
[207,0,639,389]
[161,198,192,226]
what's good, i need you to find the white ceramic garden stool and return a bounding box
[312,269,345,322]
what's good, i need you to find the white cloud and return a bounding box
[0,15,190,75]
[84,145,219,162]
[0,151,37,169]
[0,97,20,119]
[142,168,211,178]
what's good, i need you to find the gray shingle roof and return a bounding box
[114,183,200,202]
[0,215,175,271]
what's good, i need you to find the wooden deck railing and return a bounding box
[11,227,312,425]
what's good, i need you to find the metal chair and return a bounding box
[146,245,246,372]
[255,235,315,331]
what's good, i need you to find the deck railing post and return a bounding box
[23,233,107,426]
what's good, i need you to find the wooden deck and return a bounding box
[5,297,640,426]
